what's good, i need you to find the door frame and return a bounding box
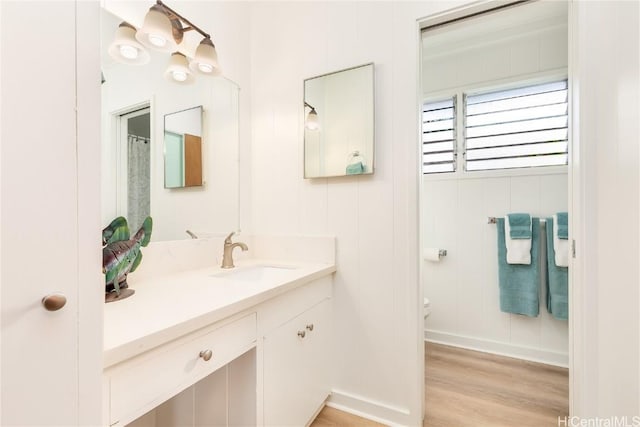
[415,0,580,416]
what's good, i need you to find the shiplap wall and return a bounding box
[421,1,569,365]
[247,2,441,424]
[423,173,569,364]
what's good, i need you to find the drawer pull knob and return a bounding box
[199,349,213,361]
[42,293,67,311]
[297,330,306,338]
[306,324,314,332]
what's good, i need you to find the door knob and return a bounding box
[306,324,314,332]
[199,349,213,361]
[42,294,67,311]
[297,330,306,338]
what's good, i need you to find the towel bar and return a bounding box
[488,216,546,224]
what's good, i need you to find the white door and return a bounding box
[0,2,102,425]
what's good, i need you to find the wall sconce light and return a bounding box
[304,102,319,130]
[108,0,221,84]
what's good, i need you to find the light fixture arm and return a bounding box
[304,101,316,111]
[156,0,211,40]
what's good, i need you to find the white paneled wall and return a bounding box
[423,173,569,365]
[247,2,449,424]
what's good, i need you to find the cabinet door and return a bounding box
[0,1,102,425]
[263,299,331,427]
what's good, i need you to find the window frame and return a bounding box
[422,70,569,180]
[421,95,458,174]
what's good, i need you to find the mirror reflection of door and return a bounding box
[118,107,151,232]
[184,134,202,186]
[164,106,203,189]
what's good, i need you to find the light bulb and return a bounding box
[198,63,214,73]
[119,44,139,59]
[148,34,167,47]
[305,109,319,130]
[172,70,187,82]
[189,37,221,76]
[109,22,149,65]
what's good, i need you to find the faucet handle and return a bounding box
[224,231,235,243]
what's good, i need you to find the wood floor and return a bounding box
[310,342,568,427]
[310,406,386,427]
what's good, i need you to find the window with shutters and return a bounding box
[422,96,456,174]
[464,80,568,171]
[422,79,569,175]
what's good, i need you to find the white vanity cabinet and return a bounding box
[262,298,331,426]
[257,274,332,426]
[104,313,257,426]
[103,258,335,427]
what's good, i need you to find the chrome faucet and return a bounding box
[221,231,248,269]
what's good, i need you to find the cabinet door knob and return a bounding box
[297,330,306,338]
[199,349,213,361]
[42,293,67,311]
[306,324,314,332]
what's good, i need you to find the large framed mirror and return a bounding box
[101,7,240,241]
[164,106,203,189]
[303,63,375,178]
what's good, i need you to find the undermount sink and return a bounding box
[211,265,297,281]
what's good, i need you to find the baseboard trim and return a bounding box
[425,330,569,367]
[326,390,413,426]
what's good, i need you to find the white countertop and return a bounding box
[103,258,336,368]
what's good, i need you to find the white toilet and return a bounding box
[423,297,431,324]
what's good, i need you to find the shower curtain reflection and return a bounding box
[126,113,151,232]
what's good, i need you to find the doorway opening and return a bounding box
[117,106,151,232]
[418,1,570,424]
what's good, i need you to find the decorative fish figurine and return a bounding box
[102,216,152,303]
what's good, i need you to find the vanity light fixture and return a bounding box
[108,0,221,84]
[304,102,319,131]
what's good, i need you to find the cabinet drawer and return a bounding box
[108,313,256,426]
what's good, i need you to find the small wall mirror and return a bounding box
[304,63,375,178]
[164,106,203,188]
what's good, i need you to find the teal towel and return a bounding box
[346,162,364,175]
[556,212,568,239]
[497,217,540,317]
[507,213,532,239]
[546,218,568,320]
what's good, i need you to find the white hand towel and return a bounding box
[553,214,569,267]
[505,217,531,265]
